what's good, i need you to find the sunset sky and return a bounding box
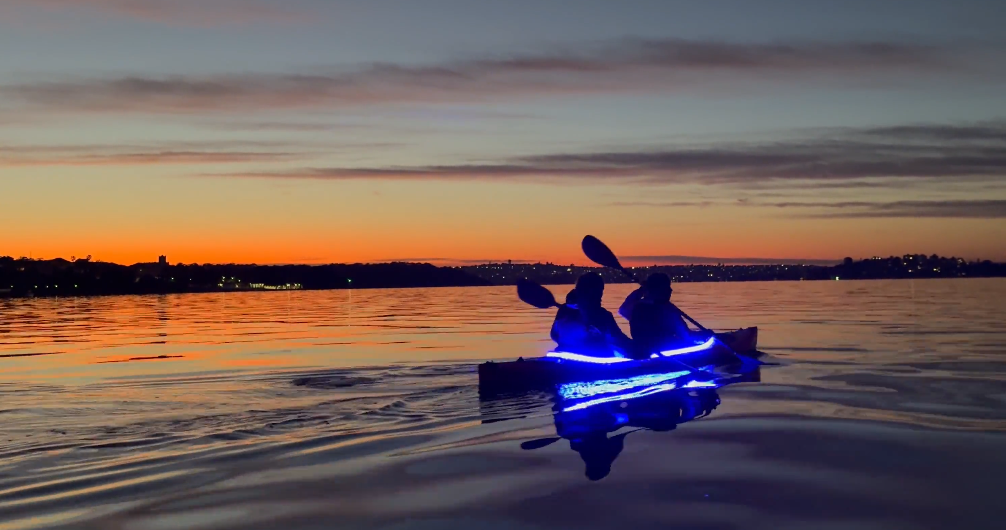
[2,0,1005,265]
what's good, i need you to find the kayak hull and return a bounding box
[717,326,758,354]
[479,327,758,396]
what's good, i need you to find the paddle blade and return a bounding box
[582,235,623,271]
[520,437,561,450]
[517,279,559,309]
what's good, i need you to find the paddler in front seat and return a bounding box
[621,273,697,357]
[550,288,584,347]
[550,272,634,358]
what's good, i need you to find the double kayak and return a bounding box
[478,327,760,395]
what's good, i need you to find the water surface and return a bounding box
[2,279,1005,529]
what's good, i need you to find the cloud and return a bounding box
[607,201,718,208]
[768,200,1006,218]
[0,142,296,167]
[19,0,304,26]
[605,198,1006,218]
[1,151,296,167]
[373,257,534,265]
[2,38,991,115]
[622,255,840,266]
[0,139,400,167]
[209,122,1006,189]
[201,121,373,132]
[858,124,1006,143]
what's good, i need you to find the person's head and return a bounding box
[565,288,579,306]
[644,273,672,303]
[575,272,604,307]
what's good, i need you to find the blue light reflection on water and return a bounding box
[558,371,727,412]
[561,382,691,412]
[682,380,719,389]
[558,371,693,400]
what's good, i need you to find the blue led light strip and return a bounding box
[658,336,717,357]
[545,351,632,364]
[547,337,717,364]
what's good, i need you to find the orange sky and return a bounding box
[4,174,1003,265]
[2,2,1005,265]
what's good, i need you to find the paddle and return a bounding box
[582,235,639,283]
[581,235,710,334]
[520,437,561,450]
[516,279,603,337]
[517,279,562,309]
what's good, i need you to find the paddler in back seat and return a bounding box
[550,272,634,358]
[620,273,697,356]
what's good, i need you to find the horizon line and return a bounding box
[7,254,999,268]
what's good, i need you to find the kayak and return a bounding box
[478,327,759,395]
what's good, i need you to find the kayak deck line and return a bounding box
[546,351,632,364]
[546,336,718,364]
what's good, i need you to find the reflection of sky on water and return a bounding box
[1,280,1005,529]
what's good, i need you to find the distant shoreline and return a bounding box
[2,276,1004,302]
[2,253,1004,300]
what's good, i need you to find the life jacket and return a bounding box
[551,304,621,356]
[630,301,692,354]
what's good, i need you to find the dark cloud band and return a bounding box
[210,122,1006,190]
[3,38,993,115]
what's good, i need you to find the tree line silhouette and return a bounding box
[1,254,1003,298]
[0,257,488,298]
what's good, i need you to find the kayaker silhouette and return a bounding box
[550,288,582,345]
[571,431,628,481]
[550,273,634,358]
[620,273,699,357]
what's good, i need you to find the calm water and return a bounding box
[2,280,1005,529]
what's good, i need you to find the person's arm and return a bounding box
[618,287,646,321]
[601,311,634,356]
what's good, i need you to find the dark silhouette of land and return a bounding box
[1,254,1003,298]
[0,256,488,298]
[463,255,1006,285]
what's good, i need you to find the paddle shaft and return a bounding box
[613,264,710,334]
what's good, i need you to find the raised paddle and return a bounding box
[582,235,639,282]
[516,278,607,338]
[517,278,563,309]
[581,235,711,334]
